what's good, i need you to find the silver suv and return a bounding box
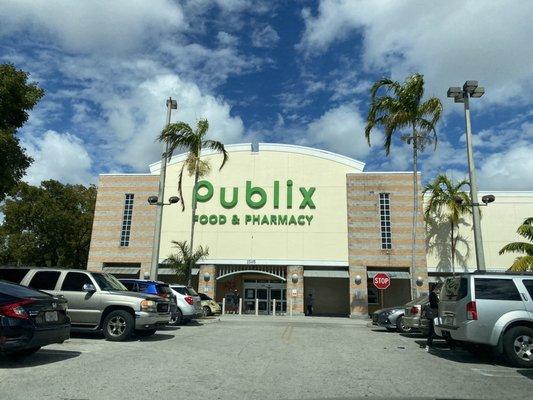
[0,268,170,341]
[435,272,533,367]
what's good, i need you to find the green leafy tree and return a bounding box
[158,119,228,285]
[0,180,96,267]
[0,63,44,200]
[166,241,209,284]
[423,174,471,274]
[365,73,443,294]
[499,218,533,271]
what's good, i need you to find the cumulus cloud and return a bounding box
[302,103,382,161]
[251,24,280,48]
[0,0,184,55]
[299,0,533,105]
[22,130,93,185]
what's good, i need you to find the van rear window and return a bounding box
[442,277,468,300]
[474,278,521,301]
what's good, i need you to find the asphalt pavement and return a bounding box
[1,316,531,399]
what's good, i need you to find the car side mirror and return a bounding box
[83,283,96,292]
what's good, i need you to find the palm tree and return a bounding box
[499,218,533,271]
[166,240,209,284]
[423,174,471,274]
[158,119,228,285]
[365,73,443,296]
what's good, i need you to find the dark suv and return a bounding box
[120,279,178,323]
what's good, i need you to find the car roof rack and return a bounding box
[471,270,533,276]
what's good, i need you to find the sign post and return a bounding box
[373,273,390,308]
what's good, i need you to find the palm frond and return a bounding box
[516,218,533,241]
[177,163,186,211]
[196,119,209,138]
[159,122,195,157]
[203,139,229,170]
[499,242,533,255]
[508,255,533,272]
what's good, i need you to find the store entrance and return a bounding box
[243,280,286,314]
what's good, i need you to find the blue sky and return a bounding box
[0,0,532,190]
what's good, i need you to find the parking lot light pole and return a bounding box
[447,81,486,271]
[149,98,178,281]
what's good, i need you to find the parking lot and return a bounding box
[1,316,532,400]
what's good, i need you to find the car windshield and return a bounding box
[92,273,128,291]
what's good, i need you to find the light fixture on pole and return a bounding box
[149,98,178,281]
[447,81,487,271]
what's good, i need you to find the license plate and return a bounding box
[45,311,58,322]
[443,316,454,325]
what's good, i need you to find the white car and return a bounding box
[169,285,203,325]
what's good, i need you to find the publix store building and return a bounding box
[87,143,532,317]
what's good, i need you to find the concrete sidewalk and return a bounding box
[215,314,371,325]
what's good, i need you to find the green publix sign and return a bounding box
[192,179,316,227]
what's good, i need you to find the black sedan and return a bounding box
[0,280,70,356]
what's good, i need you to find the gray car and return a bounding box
[436,272,533,368]
[0,267,171,341]
[372,307,411,333]
[403,295,430,335]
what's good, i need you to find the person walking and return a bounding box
[233,289,240,314]
[306,293,314,316]
[425,285,439,350]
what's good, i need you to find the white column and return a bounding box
[255,298,258,316]
[273,299,276,316]
[222,298,226,315]
[238,298,242,315]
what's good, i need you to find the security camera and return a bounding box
[481,194,495,205]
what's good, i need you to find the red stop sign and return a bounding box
[373,273,390,290]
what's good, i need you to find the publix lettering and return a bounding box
[194,180,316,209]
[192,179,316,227]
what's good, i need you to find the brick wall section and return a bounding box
[286,265,304,315]
[346,173,428,316]
[87,174,158,276]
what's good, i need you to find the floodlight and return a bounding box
[147,196,159,205]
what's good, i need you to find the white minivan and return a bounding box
[169,285,203,325]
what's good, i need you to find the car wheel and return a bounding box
[202,306,211,317]
[503,326,533,368]
[170,308,183,325]
[103,310,134,341]
[396,316,412,333]
[135,329,157,337]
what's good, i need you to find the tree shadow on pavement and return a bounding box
[517,369,533,380]
[136,333,174,342]
[0,349,81,369]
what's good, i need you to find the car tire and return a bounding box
[502,326,533,368]
[102,310,134,341]
[202,306,211,317]
[170,308,183,325]
[396,316,411,333]
[135,329,157,337]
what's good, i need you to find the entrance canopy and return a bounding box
[217,265,286,281]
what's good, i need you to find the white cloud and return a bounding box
[302,103,382,161]
[22,130,93,185]
[0,0,184,55]
[477,145,533,191]
[251,24,280,48]
[217,31,239,47]
[299,0,533,105]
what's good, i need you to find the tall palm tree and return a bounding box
[423,174,471,274]
[365,73,443,296]
[158,119,228,285]
[499,218,533,271]
[166,240,209,284]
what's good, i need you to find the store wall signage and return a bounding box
[193,179,316,226]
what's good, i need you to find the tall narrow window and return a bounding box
[379,193,392,249]
[120,194,134,247]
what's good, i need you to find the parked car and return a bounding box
[119,279,179,324]
[0,267,170,341]
[403,294,430,335]
[436,272,533,368]
[1,280,70,356]
[198,292,221,316]
[372,307,411,332]
[169,285,202,324]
